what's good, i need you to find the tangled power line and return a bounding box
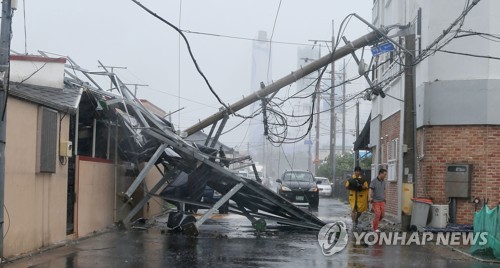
[130,0,486,148]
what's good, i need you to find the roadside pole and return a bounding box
[0,0,13,258]
[314,45,321,175]
[329,21,337,182]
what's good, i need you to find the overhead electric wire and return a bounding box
[144,87,219,109]
[364,0,482,103]
[181,29,315,47]
[131,0,252,120]
[263,13,356,146]
[434,49,500,61]
[266,0,283,83]
[274,56,392,104]
[220,107,263,136]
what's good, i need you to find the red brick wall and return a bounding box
[379,112,401,217]
[416,125,500,224]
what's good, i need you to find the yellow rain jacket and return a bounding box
[345,175,369,212]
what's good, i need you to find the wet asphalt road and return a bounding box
[4,197,498,268]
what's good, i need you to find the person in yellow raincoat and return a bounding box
[345,166,369,228]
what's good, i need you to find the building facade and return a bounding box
[370,0,500,224]
[3,55,166,258]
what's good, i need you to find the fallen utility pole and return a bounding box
[184,28,387,136]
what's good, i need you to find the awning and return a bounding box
[354,114,371,151]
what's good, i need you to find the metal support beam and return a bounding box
[123,144,167,198]
[342,36,375,88]
[250,163,262,183]
[195,182,244,228]
[118,174,171,229]
[228,207,321,230]
[67,58,105,91]
[209,113,229,148]
[204,122,217,146]
[144,129,323,226]
[236,203,266,232]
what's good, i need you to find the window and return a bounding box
[388,160,397,182]
[387,139,398,182]
[386,142,390,162]
[388,138,398,161]
[380,143,385,164]
[37,107,58,173]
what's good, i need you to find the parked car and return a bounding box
[276,170,319,209]
[315,177,333,197]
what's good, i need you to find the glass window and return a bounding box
[283,172,314,182]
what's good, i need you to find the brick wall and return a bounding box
[416,125,500,224]
[379,112,401,217]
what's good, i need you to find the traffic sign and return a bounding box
[371,42,395,56]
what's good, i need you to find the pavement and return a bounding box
[3,198,499,268]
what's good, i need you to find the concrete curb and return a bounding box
[446,245,500,264]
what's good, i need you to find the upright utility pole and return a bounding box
[355,100,360,167]
[314,45,321,174]
[0,0,13,258]
[341,59,346,154]
[329,20,337,181]
[402,35,416,186]
[308,128,312,171]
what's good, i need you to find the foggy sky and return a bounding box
[11,0,373,149]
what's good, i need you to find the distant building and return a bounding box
[248,31,271,173]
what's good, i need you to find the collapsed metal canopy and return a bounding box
[40,25,387,234]
[60,61,326,233]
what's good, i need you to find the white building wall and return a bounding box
[372,0,500,126]
[10,55,66,89]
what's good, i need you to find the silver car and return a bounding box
[315,177,332,197]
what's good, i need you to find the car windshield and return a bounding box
[283,172,313,182]
[316,178,328,184]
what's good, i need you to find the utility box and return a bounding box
[60,141,73,157]
[445,164,472,198]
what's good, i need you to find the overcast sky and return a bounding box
[11,0,373,148]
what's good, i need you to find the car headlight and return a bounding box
[280,185,292,191]
[309,187,318,192]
